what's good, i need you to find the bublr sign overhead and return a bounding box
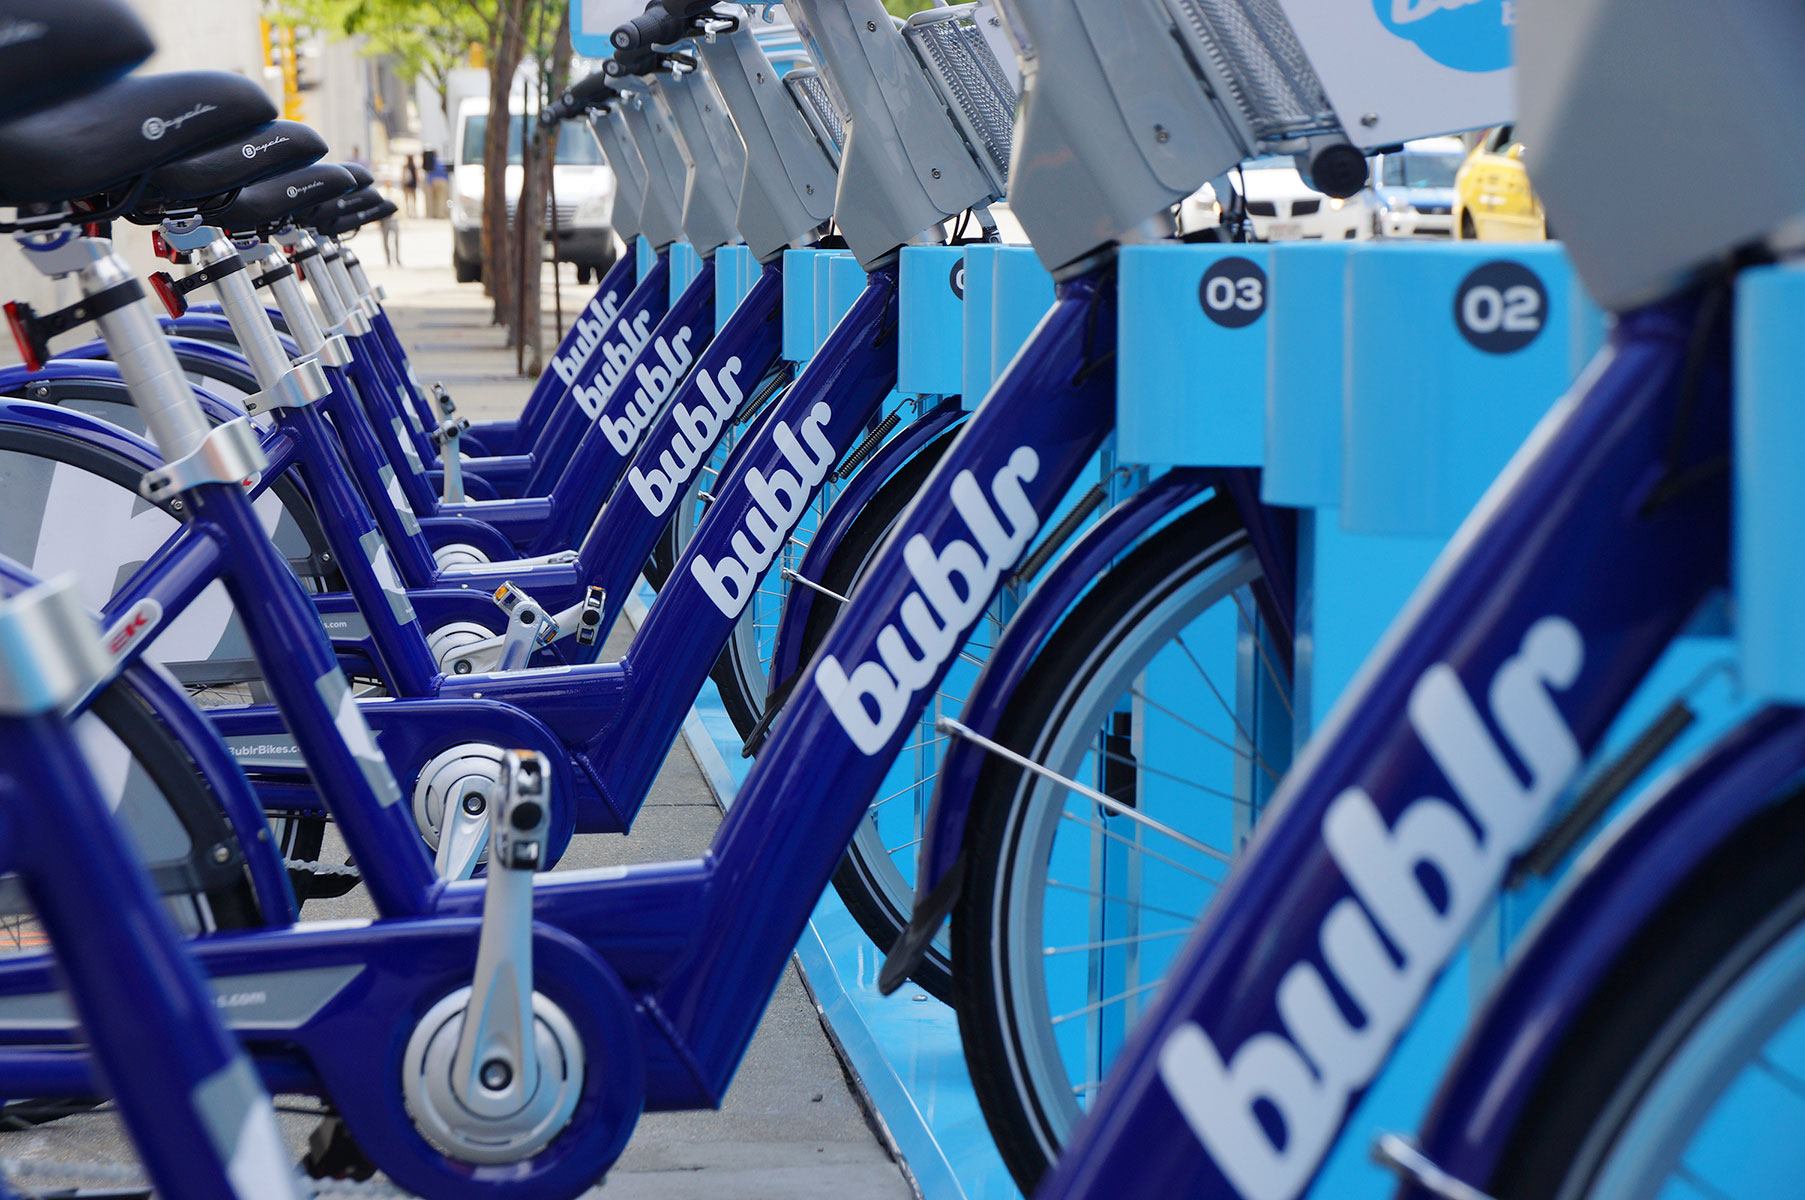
[1376,0,1514,73]
[1281,0,1515,145]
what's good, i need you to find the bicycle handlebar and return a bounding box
[541,72,621,125]
[612,7,691,53]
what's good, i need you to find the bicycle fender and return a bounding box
[0,363,244,428]
[768,397,966,695]
[1407,704,1805,1196]
[878,467,1214,992]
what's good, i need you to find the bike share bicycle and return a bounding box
[997,1,1805,1199]
[0,3,1067,1015]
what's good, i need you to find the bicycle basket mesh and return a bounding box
[785,69,846,164]
[904,13,1018,185]
[1165,0,1337,142]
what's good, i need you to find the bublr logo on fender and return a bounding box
[1375,0,1512,74]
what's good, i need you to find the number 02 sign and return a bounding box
[1454,260,1548,354]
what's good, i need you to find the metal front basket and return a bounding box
[903,5,1018,196]
[784,68,846,167]
[1161,0,1338,144]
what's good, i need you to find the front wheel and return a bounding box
[953,500,1290,1193]
[1482,792,1805,1200]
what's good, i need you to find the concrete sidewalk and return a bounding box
[2,218,916,1199]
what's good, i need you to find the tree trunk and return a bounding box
[481,0,529,331]
[516,9,572,378]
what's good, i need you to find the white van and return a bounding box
[450,96,618,284]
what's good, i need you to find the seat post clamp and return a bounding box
[138,417,269,502]
[0,581,112,717]
[305,333,354,370]
[242,357,331,416]
[328,310,372,339]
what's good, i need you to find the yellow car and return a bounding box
[1454,125,1549,242]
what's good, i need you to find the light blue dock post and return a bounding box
[987,248,1056,403]
[898,246,965,398]
[1738,264,1805,702]
[636,235,656,282]
[1119,244,1271,467]
[961,246,998,405]
[713,244,762,330]
[781,248,846,365]
[668,242,703,304]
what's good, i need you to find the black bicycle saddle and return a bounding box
[138,121,329,215]
[210,164,359,235]
[302,186,384,230]
[0,71,277,207]
[314,198,397,239]
[0,0,155,122]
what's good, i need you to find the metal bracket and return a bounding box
[435,419,469,504]
[1371,1134,1499,1200]
[937,717,1233,864]
[138,417,268,502]
[0,580,111,717]
[328,310,372,339]
[307,333,354,371]
[241,357,330,416]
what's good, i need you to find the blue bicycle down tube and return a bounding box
[576,259,786,640]
[522,251,676,494]
[0,710,297,1199]
[436,266,899,833]
[1036,294,1734,1200]
[580,261,885,760]
[527,258,719,556]
[659,267,1119,1099]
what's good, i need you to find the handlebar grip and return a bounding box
[612,8,689,52]
[605,47,663,78]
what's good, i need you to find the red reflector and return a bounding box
[148,271,187,319]
[4,302,42,371]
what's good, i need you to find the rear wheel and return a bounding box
[1485,792,1805,1200]
[952,501,1289,1193]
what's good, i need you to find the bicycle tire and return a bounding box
[952,499,1265,1193]
[1484,790,1805,1200]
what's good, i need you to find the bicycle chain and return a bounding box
[0,1155,419,1196]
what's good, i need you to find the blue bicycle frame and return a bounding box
[0,259,1130,1200]
[1033,287,1745,1199]
[0,579,297,1199]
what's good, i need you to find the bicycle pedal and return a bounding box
[301,1115,377,1182]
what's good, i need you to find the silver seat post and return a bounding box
[319,239,371,320]
[279,227,356,332]
[160,216,333,420]
[12,232,213,463]
[239,236,326,356]
[161,217,292,390]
